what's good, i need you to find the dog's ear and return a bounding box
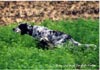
[19,24,28,29]
[18,23,28,35]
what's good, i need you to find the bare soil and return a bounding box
[0,1,99,25]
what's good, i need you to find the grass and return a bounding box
[0,19,99,69]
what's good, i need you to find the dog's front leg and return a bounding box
[39,37,54,49]
[38,38,49,49]
[40,37,49,42]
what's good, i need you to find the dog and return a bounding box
[13,23,96,49]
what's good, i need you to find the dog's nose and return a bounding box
[13,28,15,31]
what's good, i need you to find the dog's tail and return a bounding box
[70,38,97,49]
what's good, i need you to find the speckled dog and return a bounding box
[13,23,96,49]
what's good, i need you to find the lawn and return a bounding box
[0,19,99,69]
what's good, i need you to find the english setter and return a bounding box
[13,23,96,49]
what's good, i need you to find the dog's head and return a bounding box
[13,23,32,35]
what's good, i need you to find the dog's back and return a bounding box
[32,25,71,45]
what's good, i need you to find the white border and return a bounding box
[0,0,99,1]
[0,0,99,69]
[99,1,100,69]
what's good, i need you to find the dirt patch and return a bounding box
[0,1,99,25]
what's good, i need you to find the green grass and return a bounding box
[0,19,99,69]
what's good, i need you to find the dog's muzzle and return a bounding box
[13,28,21,32]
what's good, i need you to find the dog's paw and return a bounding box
[84,44,97,50]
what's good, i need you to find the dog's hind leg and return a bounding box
[69,38,97,50]
[69,38,82,46]
[83,44,97,50]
